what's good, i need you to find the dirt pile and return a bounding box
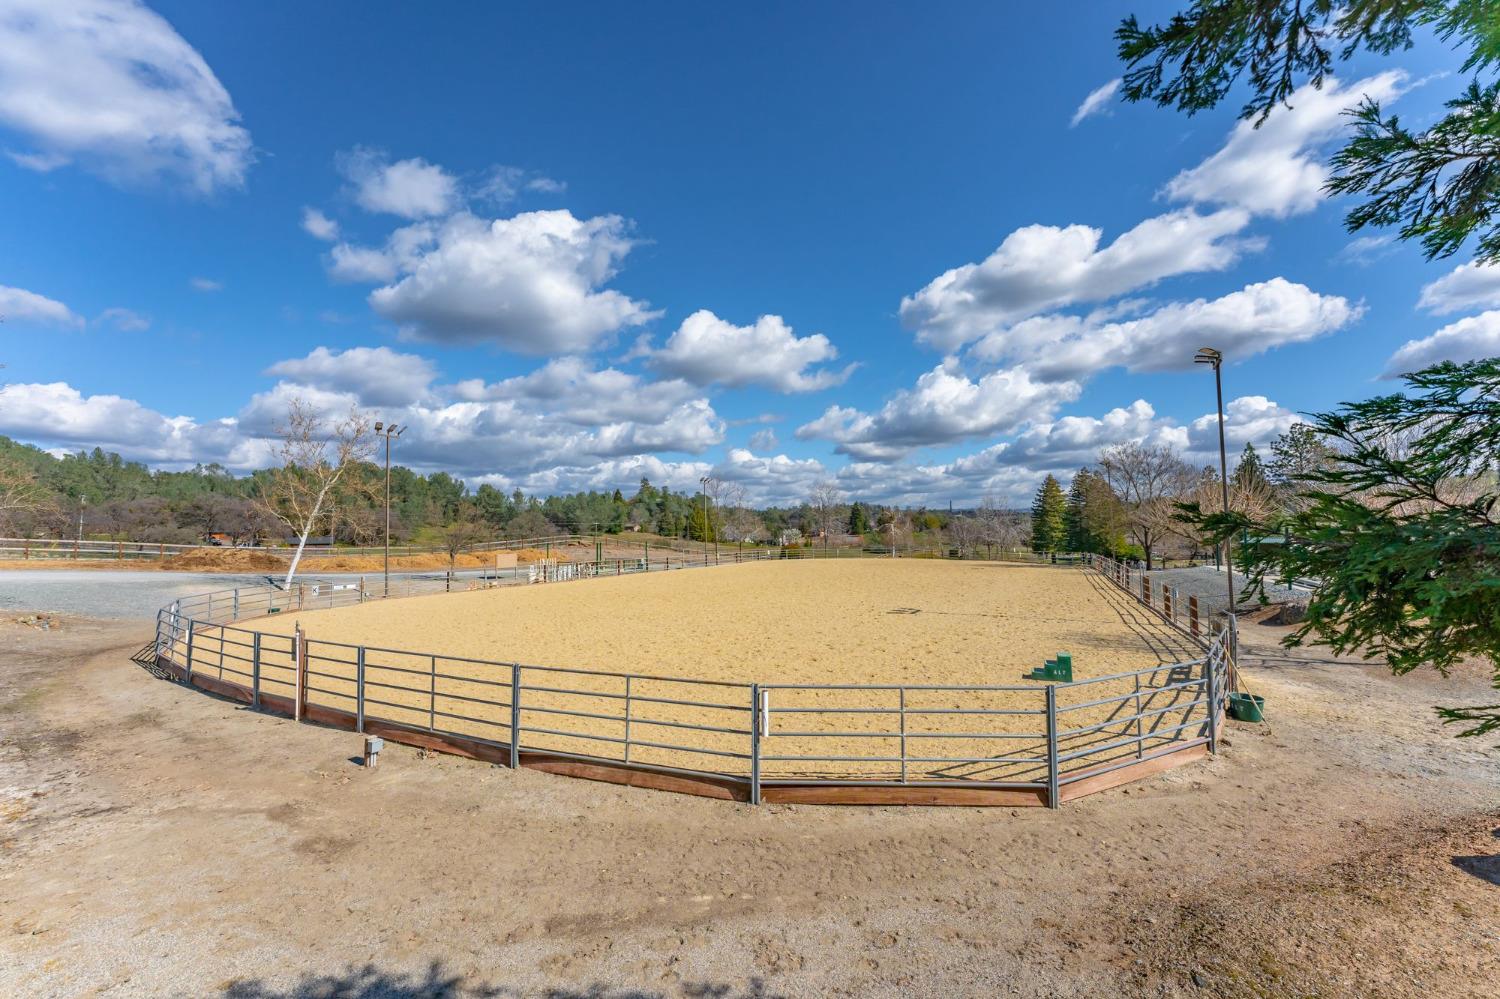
[513,548,568,563]
[161,548,288,572]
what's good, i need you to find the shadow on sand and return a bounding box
[221,962,786,999]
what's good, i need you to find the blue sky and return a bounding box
[2,1,1495,506]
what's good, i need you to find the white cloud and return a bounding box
[1164,72,1406,218]
[0,0,252,193]
[749,428,778,451]
[1184,396,1301,463]
[0,284,82,327]
[650,310,854,392]
[338,146,459,219]
[974,278,1360,380]
[190,277,222,292]
[1335,234,1397,266]
[449,357,701,426]
[526,176,566,194]
[797,362,1077,460]
[96,306,149,331]
[1070,78,1120,127]
[0,381,260,465]
[265,346,438,407]
[1382,311,1500,377]
[328,242,399,283]
[301,206,339,241]
[364,210,657,353]
[1417,261,1500,314]
[899,208,1257,352]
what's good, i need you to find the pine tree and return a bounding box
[1064,473,1090,553]
[1231,442,1271,493]
[847,501,870,535]
[1029,475,1067,553]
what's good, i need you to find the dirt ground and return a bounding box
[2,604,1497,997]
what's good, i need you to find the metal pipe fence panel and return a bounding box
[154,559,1235,804]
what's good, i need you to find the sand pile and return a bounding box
[162,548,288,572]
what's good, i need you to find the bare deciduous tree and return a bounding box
[0,454,45,533]
[258,400,374,586]
[807,479,846,552]
[1098,441,1194,569]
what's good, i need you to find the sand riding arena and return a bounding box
[153,555,1232,807]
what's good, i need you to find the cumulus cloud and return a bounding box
[96,306,149,331]
[0,381,261,465]
[797,362,1077,461]
[449,357,701,427]
[1164,72,1406,218]
[749,428,778,451]
[899,208,1257,352]
[0,284,82,327]
[1417,261,1500,314]
[265,346,438,407]
[975,278,1360,381]
[0,0,252,193]
[1382,311,1500,377]
[301,206,339,241]
[1183,396,1300,463]
[338,146,460,219]
[649,310,854,392]
[1070,78,1120,127]
[357,210,658,353]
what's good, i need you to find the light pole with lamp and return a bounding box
[1193,347,1235,615]
[374,421,404,596]
[699,475,714,563]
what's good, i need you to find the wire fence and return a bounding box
[153,555,1230,807]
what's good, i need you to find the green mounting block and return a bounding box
[1025,652,1073,683]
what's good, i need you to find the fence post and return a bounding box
[623,675,633,764]
[293,625,306,722]
[355,646,366,733]
[1189,595,1200,637]
[251,631,261,708]
[429,655,437,730]
[1142,573,1151,608]
[1045,685,1060,809]
[899,687,908,784]
[1204,649,1219,754]
[185,620,195,685]
[233,588,240,621]
[509,663,522,768]
[1133,670,1144,758]
[749,683,762,805]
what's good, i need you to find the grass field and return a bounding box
[211,560,1206,783]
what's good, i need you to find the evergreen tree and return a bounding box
[1064,468,1128,555]
[847,501,871,535]
[1180,358,1500,740]
[1029,475,1067,553]
[1118,2,1500,263]
[1231,442,1271,493]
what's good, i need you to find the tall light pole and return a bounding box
[699,475,712,561]
[375,421,404,596]
[1193,348,1235,613]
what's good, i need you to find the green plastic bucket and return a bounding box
[1228,692,1265,723]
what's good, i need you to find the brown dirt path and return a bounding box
[1,611,1496,997]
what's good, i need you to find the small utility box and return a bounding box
[364,735,384,768]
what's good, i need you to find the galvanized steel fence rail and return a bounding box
[154,559,1230,807]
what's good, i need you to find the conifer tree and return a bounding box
[1030,475,1067,553]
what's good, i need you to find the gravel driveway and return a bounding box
[0,568,520,621]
